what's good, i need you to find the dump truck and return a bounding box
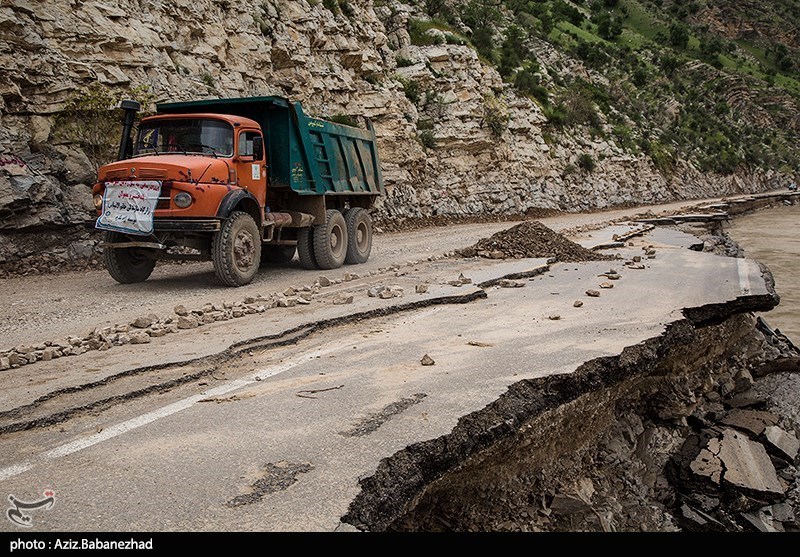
[91,96,384,286]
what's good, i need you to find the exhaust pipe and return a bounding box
[117,99,141,161]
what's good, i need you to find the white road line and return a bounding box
[0,344,346,482]
[737,258,751,295]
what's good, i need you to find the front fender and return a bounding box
[217,189,262,225]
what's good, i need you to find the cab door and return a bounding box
[235,129,267,203]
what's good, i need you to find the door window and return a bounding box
[238,131,263,160]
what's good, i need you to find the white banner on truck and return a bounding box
[96,181,162,236]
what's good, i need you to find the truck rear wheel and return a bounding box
[313,209,348,270]
[297,227,318,269]
[103,231,156,284]
[344,207,373,264]
[261,244,296,265]
[212,211,261,286]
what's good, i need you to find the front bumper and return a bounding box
[86,218,222,233]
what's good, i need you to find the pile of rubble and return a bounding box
[457,221,615,263]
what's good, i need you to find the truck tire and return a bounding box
[212,211,261,286]
[297,227,318,269]
[103,231,156,284]
[261,244,296,265]
[313,209,348,270]
[344,207,373,264]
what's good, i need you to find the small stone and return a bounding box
[763,425,799,462]
[147,328,168,338]
[0,357,10,370]
[42,347,56,361]
[278,298,297,307]
[332,294,354,305]
[232,309,246,317]
[174,305,189,316]
[130,333,151,344]
[415,284,429,294]
[599,282,613,289]
[318,276,331,287]
[458,273,472,285]
[132,315,155,328]
[498,279,525,288]
[548,314,561,320]
[177,315,199,329]
[421,354,435,366]
[573,300,583,307]
[632,256,641,262]
[368,286,385,297]
[379,289,396,299]
[283,287,296,296]
[296,297,311,305]
[586,289,600,297]
[243,296,256,304]
[200,314,215,324]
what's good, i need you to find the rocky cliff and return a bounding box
[0,0,792,275]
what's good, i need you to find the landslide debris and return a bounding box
[457,221,615,263]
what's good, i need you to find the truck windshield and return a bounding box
[134,118,234,157]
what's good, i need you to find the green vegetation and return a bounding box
[327,114,359,127]
[201,72,216,89]
[577,153,596,172]
[482,92,510,137]
[54,83,154,172]
[403,0,800,176]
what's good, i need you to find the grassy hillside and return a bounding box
[407,0,800,177]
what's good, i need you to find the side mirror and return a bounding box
[252,136,264,161]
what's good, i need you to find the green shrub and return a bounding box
[54,83,154,171]
[418,129,436,149]
[323,0,339,14]
[396,56,415,68]
[577,152,596,172]
[408,18,463,46]
[328,114,359,127]
[514,64,550,105]
[397,77,420,105]
[482,92,509,137]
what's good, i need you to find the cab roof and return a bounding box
[141,112,261,129]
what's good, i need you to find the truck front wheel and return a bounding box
[313,209,348,270]
[103,231,157,284]
[212,211,261,286]
[344,207,373,265]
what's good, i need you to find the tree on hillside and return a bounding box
[669,22,689,49]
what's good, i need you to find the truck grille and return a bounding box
[156,184,172,210]
[139,168,168,179]
[104,169,128,180]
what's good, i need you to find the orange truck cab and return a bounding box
[91,96,383,286]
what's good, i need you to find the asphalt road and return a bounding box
[0,219,774,532]
[0,194,732,349]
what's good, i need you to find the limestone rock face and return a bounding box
[0,0,784,272]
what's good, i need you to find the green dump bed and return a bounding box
[156,96,383,198]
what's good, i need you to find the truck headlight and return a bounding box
[174,192,193,208]
[93,194,103,209]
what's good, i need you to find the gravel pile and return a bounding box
[458,221,616,262]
